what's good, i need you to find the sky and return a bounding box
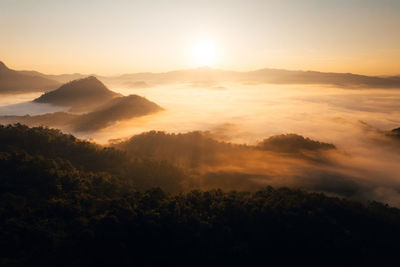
[1,0,400,75]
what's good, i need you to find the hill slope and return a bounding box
[33,76,120,111]
[0,61,60,93]
[71,94,162,131]
[0,95,162,131]
[113,131,336,168]
[0,125,399,266]
[19,70,87,84]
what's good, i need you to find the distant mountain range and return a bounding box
[2,60,400,94]
[106,67,400,89]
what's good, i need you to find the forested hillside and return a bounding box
[1,125,400,266]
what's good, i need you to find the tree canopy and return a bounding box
[1,124,400,266]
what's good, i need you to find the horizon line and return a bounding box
[1,60,398,78]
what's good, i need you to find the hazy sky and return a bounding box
[1,0,400,75]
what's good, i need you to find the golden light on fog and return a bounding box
[191,40,218,67]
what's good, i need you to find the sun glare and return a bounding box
[191,40,218,67]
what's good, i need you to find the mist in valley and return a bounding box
[2,81,400,206]
[4,0,400,264]
[108,83,400,207]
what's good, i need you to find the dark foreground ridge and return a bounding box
[0,125,400,266]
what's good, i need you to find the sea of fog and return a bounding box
[97,84,400,207]
[1,83,399,146]
[2,84,400,205]
[0,92,69,116]
[96,83,400,145]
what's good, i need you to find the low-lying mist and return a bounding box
[2,83,400,206]
[107,83,400,207]
[95,83,400,144]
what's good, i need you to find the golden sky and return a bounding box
[1,0,400,75]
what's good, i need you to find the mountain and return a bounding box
[4,59,400,90]
[71,94,162,131]
[257,134,336,153]
[112,131,335,169]
[19,70,87,84]
[112,131,238,168]
[386,127,400,140]
[99,67,400,89]
[1,94,162,132]
[391,127,400,134]
[0,61,60,93]
[244,68,400,88]
[33,76,120,112]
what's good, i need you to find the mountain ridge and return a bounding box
[3,60,400,89]
[0,61,60,93]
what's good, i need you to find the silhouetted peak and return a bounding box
[257,134,336,153]
[85,75,98,80]
[33,75,119,111]
[61,75,107,90]
[97,94,162,110]
[0,61,8,70]
[74,75,101,83]
[392,127,400,133]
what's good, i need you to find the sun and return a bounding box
[191,40,218,67]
